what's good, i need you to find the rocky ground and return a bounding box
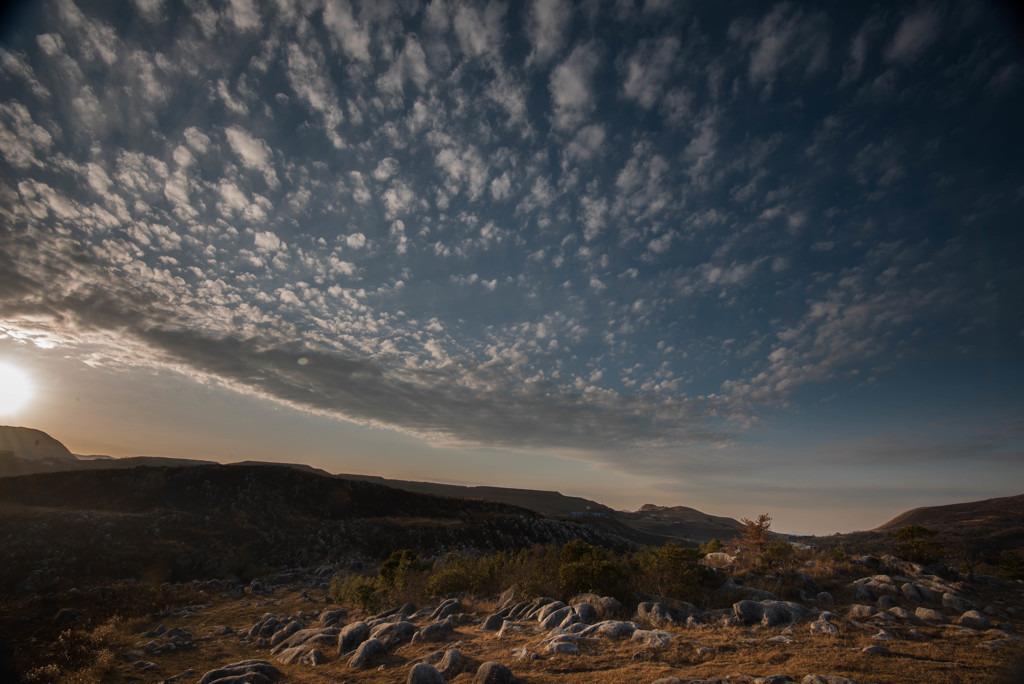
[5,554,1023,683]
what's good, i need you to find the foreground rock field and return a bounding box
[10,554,1022,684]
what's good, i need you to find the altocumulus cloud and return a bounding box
[0,0,1022,472]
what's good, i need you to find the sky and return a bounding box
[0,0,1022,535]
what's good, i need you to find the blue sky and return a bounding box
[0,0,1022,534]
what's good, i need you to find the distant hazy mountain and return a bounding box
[0,425,77,462]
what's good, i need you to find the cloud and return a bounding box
[885,6,940,63]
[224,126,279,188]
[322,0,371,62]
[621,35,679,108]
[452,1,506,60]
[729,4,828,92]
[526,0,571,66]
[284,42,346,148]
[549,42,601,131]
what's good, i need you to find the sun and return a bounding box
[0,362,33,416]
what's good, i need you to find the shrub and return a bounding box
[889,526,944,564]
[557,539,629,599]
[699,538,723,555]
[330,574,382,612]
[758,540,799,573]
[634,542,704,600]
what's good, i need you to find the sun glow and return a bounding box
[0,362,33,416]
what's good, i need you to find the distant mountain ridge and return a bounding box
[873,494,1024,535]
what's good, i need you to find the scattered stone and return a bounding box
[408,662,448,684]
[348,638,387,668]
[630,629,673,647]
[816,592,834,605]
[320,609,347,626]
[539,606,574,630]
[942,593,972,613]
[876,595,896,609]
[888,606,915,620]
[546,641,580,655]
[914,607,949,624]
[959,610,991,630]
[978,639,1017,651]
[846,604,876,619]
[414,617,456,643]
[579,620,639,639]
[370,620,417,647]
[472,661,516,683]
[198,659,282,684]
[510,647,535,661]
[767,635,794,643]
[338,621,370,654]
[809,619,839,636]
[872,629,895,640]
[900,583,923,602]
[701,552,736,568]
[862,645,891,655]
[437,648,462,676]
[733,600,808,627]
[802,676,865,684]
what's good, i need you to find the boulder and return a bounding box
[701,552,736,568]
[539,606,573,630]
[942,593,973,613]
[414,617,455,643]
[635,601,697,626]
[545,641,580,655]
[337,621,370,654]
[437,648,462,677]
[535,601,567,623]
[733,600,808,627]
[579,620,639,639]
[472,661,516,683]
[802,676,865,684]
[816,592,834,605]
[482,611,509,631]
[900,583,923,603]
[348,638,388,668]
[959,610,990,630]
[914,607,949,624]
[199,660,282,684]
[320,609,347,626]
[370,620,417,647]
[408,663,448,684]
[846,604,876,620]
[572,602,597,624]
[630,629,672,647]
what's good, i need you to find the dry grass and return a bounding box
[15,584,1017,684]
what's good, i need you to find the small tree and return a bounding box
[699,538,723,556]
[737,513,773,557]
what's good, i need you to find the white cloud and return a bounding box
[284,42,345,148]
[0,102,53,168]
[885,7,940,63]
[322,0,371,62]
[224,126,279,188]
[372,157,400,181]
[549,42,600,131]
[621,35,679,108]
[346,233,367,249]
[228,0,260,32]
[730,5,828,91]
[453,1,506,60]
[254,230,282,252]
[526,0,571,66]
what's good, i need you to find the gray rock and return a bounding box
[959,610,990,630]
[199,660,282,684]
[337,621,369,654]
[437,648,462,676]
[876,595,896,609]
[572,602,597,624]
[414,617,455,642]
[408,663,448,684]
[872,629,895,640]
[348,638,387,668]
[979,638,1017,651]
[900,583,923,602]
[320,609,347,626]
[733,600,808,627]
[888,606,915,620]
[942,593,972,613]
[472,661,516,683]
[630,629,673,647]
[862,645,890,655]
[482,611,509,631]
[701,552,736,568]
[545,641,580,655]
[300,648,325,666]
[636,601,697,626]
[914,607,949,624]
[801,676,865,684]
[816,592,834,605]
[539,606,573,630]
[852,582,875,601]
[809,619,839,635]
[716,578,779,601]
[846,604,876,619]
[275,645,308,665]
[578,620,639,638]
[371,620,417,647]
[206,675,271,684]
[535,601,567,623]
[268,620,303,647]
[510,647,535,661]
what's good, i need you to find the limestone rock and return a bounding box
[733,600,808,627]
[545,641,580,655]
[199,660,282,684]
[408,663,448,684]
[846,604,876,619]
[337,621,370,654]
[370,620,417,647]
[942,593,972,613]
[437,648,462,676]
[472,661,516,683]
[348,638,387,668]
[959,610,990,630]
[914,607,949,624]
